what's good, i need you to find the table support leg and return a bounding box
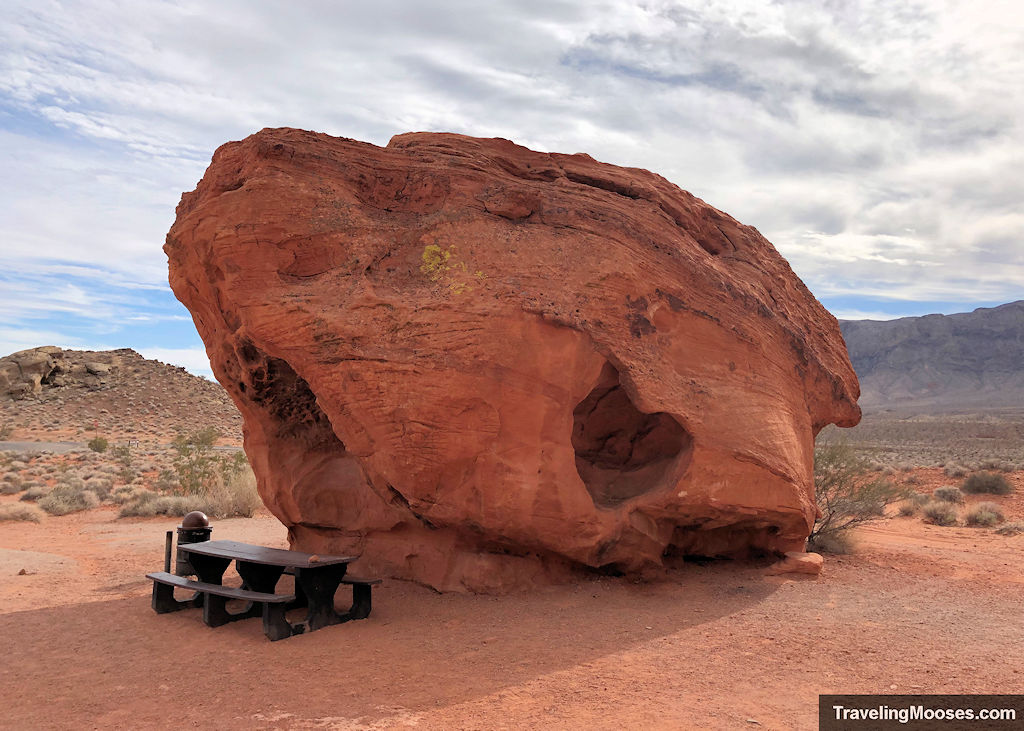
[349,583,373,620]
[152,581,191,613]
[263,603,295,641]
[295,564,348,632]
[236,561,285,621]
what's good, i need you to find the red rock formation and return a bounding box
[166,128,860,592]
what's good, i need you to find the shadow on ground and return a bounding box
[1,562,776,729]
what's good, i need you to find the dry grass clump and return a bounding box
[808,531,855,554]
[961,471,1013,495]
[995,521,1024,536]
[110,485,144,505]
[922,500,958,526]
[965,501,1005,527]
[898,501,918,516]
[933,486,965,504]
[898,492,930,516]
[0,475,24,495]
[118,491,193,518]
[978,458,1014,473]
[19,485,50,502]
[0,503,44,522]
[84,477,113,500]
[38,478,101,516]
[117,468,260,520]
[197,468,261,518]
[944,463,968,478]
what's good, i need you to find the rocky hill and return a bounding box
[0,346,242,444]
[840,300,1024,413]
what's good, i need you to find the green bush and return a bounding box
[0,503,43,522]
[810,442,909,551]
[962,472,1013,495]
[110,444,136,483]
[933,486,964,504]
[922,500,958,526]
[87,436,109,453]
[965,501,1004,526]
[170,427,221,495]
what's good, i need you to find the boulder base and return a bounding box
[766,551,824,576]
[166,128,860,592]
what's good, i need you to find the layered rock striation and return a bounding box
[166,128,860,591]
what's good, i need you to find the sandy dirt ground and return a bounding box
[1,473,1023,730]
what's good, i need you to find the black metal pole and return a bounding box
[164,530,173,572]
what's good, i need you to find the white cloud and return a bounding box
[0,0,1021,339]
[135,346,214,379]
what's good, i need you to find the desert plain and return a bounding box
[1,387,1022,729]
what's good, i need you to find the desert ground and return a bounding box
[2,359,1023,729]
[1,465,1022,730]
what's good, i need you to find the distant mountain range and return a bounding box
[840,300,1024,413]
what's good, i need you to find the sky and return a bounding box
[2,0,1022,378]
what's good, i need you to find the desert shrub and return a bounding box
[0,423,13,439]
[808,531,855,554]
[84,477,114,500]
[155,468,179,491]
[995,521,1024,536]
[110,485,143,505]
[944,464,968,478]
[110,444,136,483]
[979,459,1013,473]
[87,436,109,453]
[933,486,965,504]
[118,491,193,518]
[961,472,1013,495]
[904,474,922,486]
[810,442,909,550]
[0,503,43,522]
[170,427,221,494]
[38,482,100,515]
[898,500,920,516]
[0,475,23,494]
[965,501,1004,526]
[922,500,958,526]
[19,485,50,502]
[196,466,261,519]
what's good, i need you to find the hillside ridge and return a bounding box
[0,346,242,443]
[840,300,1024,412]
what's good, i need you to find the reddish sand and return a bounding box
[1,472,1022,730]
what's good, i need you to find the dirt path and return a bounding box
[0,504,1022,730]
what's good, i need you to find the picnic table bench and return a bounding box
[147,540,380,641]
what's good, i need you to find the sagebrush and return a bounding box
[962,472,1013,495]
[810,442,908,550]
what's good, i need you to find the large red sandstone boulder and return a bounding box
[166,128,860,592]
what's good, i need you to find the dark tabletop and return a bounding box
[176,540,357,568]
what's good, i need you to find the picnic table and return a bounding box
[146,540,379,641]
